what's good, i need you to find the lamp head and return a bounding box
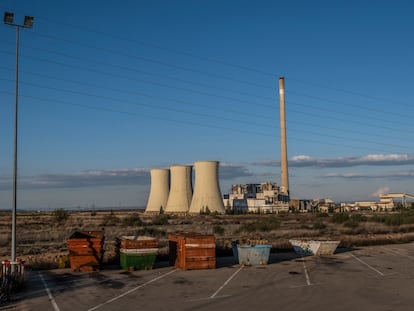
[23,16,34,28]
[4,12,14,24]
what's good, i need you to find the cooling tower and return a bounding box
[164,165,193,214]
[145,168,170,214]
[188,161,225,214]
[279,77,290,196]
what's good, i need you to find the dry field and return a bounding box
[1,209,414,269]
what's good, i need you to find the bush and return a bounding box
[370,211,414,226]
[317,212,329,218]
[122,213,142,226]
[52,208,69,222]
[343,219,359,228]
[350,214,367,222]
[213,225,225,235]
[331,213,349,224]
[101,210,120,226]
[136,227,166,238]
[151,214,170,225]
[312,222,327,230]
[236,217,280,233]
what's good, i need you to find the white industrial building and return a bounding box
[223,182,289,214]
[341,193,414,212]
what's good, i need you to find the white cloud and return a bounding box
[291,155,312,161]
[254,153,414,168]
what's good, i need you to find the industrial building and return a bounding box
[222,77,291,214]
[145,77,290,216]
[223,182,289,213]
[145,161,225,215]
[164,165,193,214]
[341,193,414,212]
[145,169,170,214]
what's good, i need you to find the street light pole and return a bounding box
[3,12,34,262]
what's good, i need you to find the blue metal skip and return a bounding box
[234,244,272,265]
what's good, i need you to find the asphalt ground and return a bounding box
[3,243,414,311]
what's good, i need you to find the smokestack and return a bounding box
[164,165,193,214]
[279,77,289,196]
[188,161,225,214]
[145,168,170,214]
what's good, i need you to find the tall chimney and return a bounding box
[279,77,289,196]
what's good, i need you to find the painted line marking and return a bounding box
[301,258,312,286]
[351,254,384,276]
[38,272,61,311]
[87,268,177,311]
[210,266,244,298]
[381,247,413,259]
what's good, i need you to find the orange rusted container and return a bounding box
[67,230,105,272]
[168,232,216,270]
[116,236,158,250]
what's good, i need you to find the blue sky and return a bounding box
[1,0,413,210]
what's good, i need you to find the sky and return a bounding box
[0,0,413,210]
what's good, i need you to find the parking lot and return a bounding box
[5,243,414,311]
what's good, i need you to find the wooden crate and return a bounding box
[168,232,216,270]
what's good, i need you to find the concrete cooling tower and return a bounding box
[164,165,193,214]
[188,161,225,214]
[145,168,170,214]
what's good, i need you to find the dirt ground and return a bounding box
[1,209,414,269]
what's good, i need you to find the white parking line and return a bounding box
[351,254,384,276]
[302,258,312,286]
[38,272,61,311]
[381,247,413,259]
[87,268,177,311]
[210,266,244,298]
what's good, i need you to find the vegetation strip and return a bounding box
[87,269,177,311]
[38,272,61,311]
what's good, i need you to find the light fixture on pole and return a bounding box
[3,11,34,262]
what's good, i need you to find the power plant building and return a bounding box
[144,161,226,215]
[223,182,289,213]
[189,161,226,215]
[145,169,170,214]
[164,165,193,214]
[145,77,290,215]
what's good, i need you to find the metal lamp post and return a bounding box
[3,12,34,262]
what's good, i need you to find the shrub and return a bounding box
[317,212,329,218]
[370,211,414,226]
[236,217,280,233]
[136,227,166,238]
[312,222,327,230]
[52,208,69,222]
[343,219,359,228]
[331,213,349,224]
[101,210,120,226]
[151,214,170,225]
[122,213,142,226]
[350,214,367,222]
[213,225,225,235]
